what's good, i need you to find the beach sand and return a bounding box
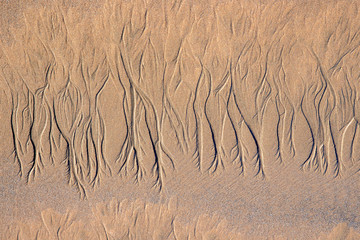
[0,0,360,239]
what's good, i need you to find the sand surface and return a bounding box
[1,0,360,239]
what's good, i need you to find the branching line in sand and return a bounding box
[53,81,87,199]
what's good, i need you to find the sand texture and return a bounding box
[0,0,360,239]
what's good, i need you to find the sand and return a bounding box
[0,0,360,239]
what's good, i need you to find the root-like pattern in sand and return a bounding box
[0,57,33,178]
[1,0,360,195]
[53,81,87,199]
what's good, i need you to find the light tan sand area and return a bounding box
[0,0,360,239]
[2,198,360,240]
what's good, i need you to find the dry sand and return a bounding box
[1,0,360,239]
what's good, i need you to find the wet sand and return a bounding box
[1,0,360,239]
